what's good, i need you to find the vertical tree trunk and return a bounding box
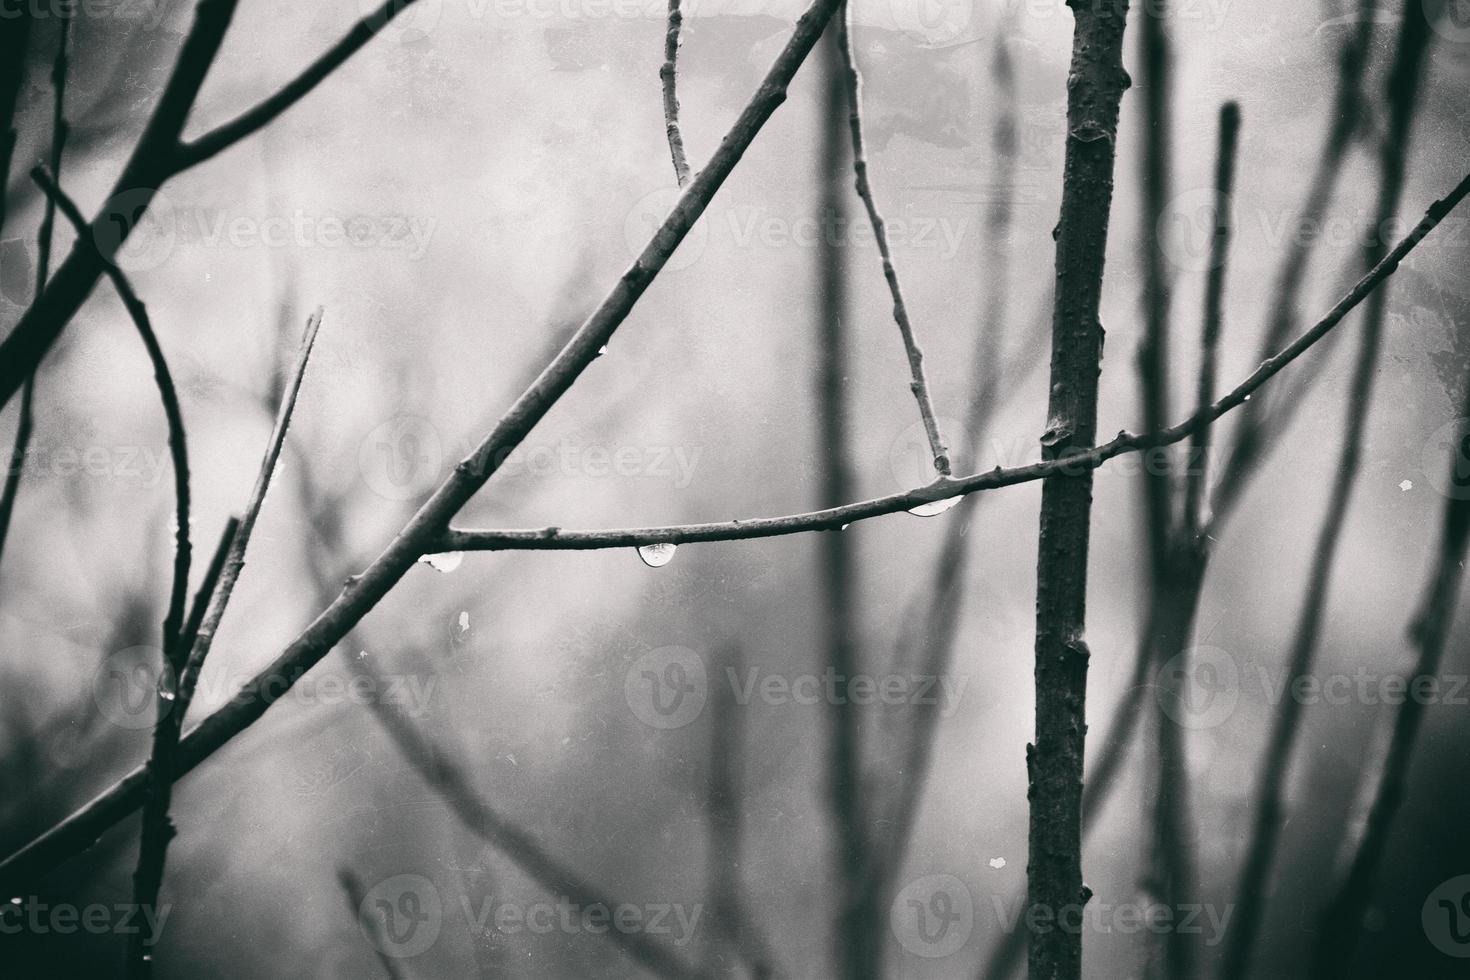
[1027,4,1131,979]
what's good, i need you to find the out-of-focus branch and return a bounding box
[1221,12,1434,978]
[659,0,691,186]
[1206,5,1377,534]
[835,4,949,476]
[336,868,407,980]
[0,0,854,895]
[0,0,427,407]
[1026,3,1131,978]
[343,652,704,980]
[1310,382,1470,977]
[816,22,870,979]
[0,7,69,579]
[1183,102,1240,536]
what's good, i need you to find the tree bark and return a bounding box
[1027,3,1131,979]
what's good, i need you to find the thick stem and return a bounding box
[1027,4,1131,979]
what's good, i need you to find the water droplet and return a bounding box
[419,551,464,573]
[1399,479,1413,492]
[637,542,678,567]
[908,495,962,518]
[457,611,470,633]
[989,857,1007,870]
[356,650,369,660]
[1243,394,1251,401]
[840,523,851,531]
[597,344,608,355]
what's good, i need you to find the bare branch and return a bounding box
[174,0,425,171]
[0,0,855,895]
[835,4,949,476]
[659,0,691,187]
[1221,12,1435,977]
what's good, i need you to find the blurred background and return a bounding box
[0,0,1468,976]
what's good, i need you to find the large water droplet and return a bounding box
[419,551,464,573]
[637,542,678,567]
[908,494,962,518]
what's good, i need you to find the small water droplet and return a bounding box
[989,857,1007,870]
[908,495,962,518]
[419,551,464,573]
[637,542,678,567]
[356,650,369,660]
[840,523,851,531]
[1243,394,1251,401]
[597,344,608,355]
[457,611,470,633]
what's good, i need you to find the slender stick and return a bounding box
[31,168,195,980]
[0,0,854,895]
[0,6,70,577]
[659,0,691,186]
[177,309,324,722]
[0,0,426,407]
[835,2,950,476]
[1220,12,1434,978]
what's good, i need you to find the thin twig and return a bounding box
[659,0,691,186]
[30,168,195,980]
[177,309,324,721]
[0,0,855,895]
[0,0,424,407]
[1221,12,1434,977]
[431,173,1470,541]
[835,2,950,476]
